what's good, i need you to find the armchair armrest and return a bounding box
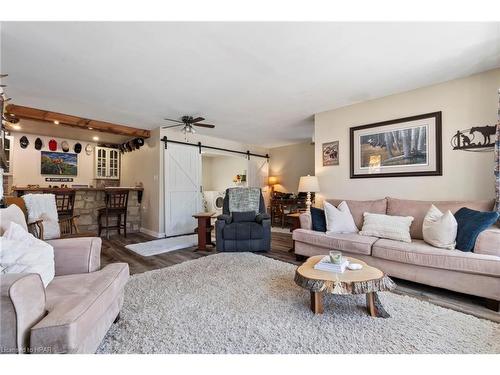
[45,237,101,276]
[217,214,233,224]
[1,274,46,354]
[27,219,44,239]
[299,212,312,230]
[58,215,80,236]
[255,213,270,223]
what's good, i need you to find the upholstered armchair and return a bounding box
[215,188,271,252]
[0,205,129,354]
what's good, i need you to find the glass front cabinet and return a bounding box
[95,146,120,180]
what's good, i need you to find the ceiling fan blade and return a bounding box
[163,118,184,124]
[191,117,205,123]
[162,124,184,129]
[193,123,215,128]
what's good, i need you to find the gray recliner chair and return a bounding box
[215,188,271,252]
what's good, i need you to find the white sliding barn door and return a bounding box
[247,157,270,206]
[164,143,202,237]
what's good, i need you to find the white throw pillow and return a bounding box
[324,201,359,234]
[0,222,55,287]
[0,204,28,236]
[422,204,457,250]
[360,212,414,243]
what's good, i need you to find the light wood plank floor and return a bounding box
[101,231,500,323]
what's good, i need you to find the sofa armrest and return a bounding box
[299,212,312,230]
[474,226,500,257]
[1,274,46,354]
[45,237,101,276]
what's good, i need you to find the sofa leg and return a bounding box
[114,313,121,324]
[485,298,500,312]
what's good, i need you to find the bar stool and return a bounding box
[98,189,129,239]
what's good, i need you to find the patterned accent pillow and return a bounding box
[360,212,414,243]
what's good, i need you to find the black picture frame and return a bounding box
[350,112,442,178]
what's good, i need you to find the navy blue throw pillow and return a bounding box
[454,207,499,252]
[310,207,327,232]
[232,211,256,222]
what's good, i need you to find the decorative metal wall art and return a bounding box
[451,125,496,152]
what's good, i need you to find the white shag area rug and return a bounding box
[97,253,500,354]
[125,234,197,256]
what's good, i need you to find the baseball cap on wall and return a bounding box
[49,139,57,151]
[35,137,43,150]
[19,136,29,149]
[74,143,82,153]
[61,141,70,152]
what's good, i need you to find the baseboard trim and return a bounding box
[139,227,165,238]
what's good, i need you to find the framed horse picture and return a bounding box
[322,141,339,166]
[350,112,442,178]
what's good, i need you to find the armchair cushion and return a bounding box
[0,204,28,235]
[223,222,265,240]
[232,211,257,222]
[46,237,101,276]
[0,273,46,354]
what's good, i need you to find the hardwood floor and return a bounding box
[101,231,499,322]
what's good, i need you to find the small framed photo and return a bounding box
[322,141,339,166]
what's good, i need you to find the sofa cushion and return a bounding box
[454,207,500,252]
[30,263,129,353]
[223,222,264,240]
[326,198,387,230]
[310,207,326,232]
[386,197,495,240]
[232,211,256,222]
[372,238,500,277]
[292,228,378,255]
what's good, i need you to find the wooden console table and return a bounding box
[193,212,216,251]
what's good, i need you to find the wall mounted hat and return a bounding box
[48,139,57,151]
[85,144,93,155]
[74,142,82,153]
[35,137,43,150]
[61,141,70,152]
[19,135,29,149]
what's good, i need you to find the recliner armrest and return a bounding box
[217,214,233,224]
[46,237,101,276]
[255,213,271,223]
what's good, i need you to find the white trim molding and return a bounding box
[140,227,165,238]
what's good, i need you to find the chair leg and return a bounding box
[124,212,127,238]
[98,214,102,236]
[106,212,110,240]
[117,213,121,235]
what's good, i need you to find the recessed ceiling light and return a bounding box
[12,124,21,130]
[53,120,60,125]
[88,127,93,130]
[92,136,99,141]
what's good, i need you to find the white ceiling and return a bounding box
[2,22,500,147]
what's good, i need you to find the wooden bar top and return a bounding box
[12,186,144,192]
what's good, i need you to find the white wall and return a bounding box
[269,142,315,193]
[314,68,500,204]
[10,132,98,187]
[202,154,248,191]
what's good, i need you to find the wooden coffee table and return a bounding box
[294,256,396,317]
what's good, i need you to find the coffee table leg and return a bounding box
[366,292,378,317]
[310,291,324,314]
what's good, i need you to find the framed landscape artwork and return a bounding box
[350,112,442,178]
[41,151,78,176]
[322,141,339,166]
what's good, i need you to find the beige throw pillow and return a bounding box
[360,212,414,243]
[422,204,457,249]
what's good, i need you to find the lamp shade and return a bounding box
[268,176,279,185]
[298,175,320,193]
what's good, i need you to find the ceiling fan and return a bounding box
[162,115,215,134]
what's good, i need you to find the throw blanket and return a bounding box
[22,193,60,239]
[228,187,261,213]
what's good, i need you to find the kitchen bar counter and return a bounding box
[12,186,144,234]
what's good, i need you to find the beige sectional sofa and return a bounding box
[293,197,500,308]
[1,237,129,354]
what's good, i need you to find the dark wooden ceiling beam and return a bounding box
[5,104,151,138]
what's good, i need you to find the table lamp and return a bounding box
[298,175,320,213]
[268,176,278,196]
